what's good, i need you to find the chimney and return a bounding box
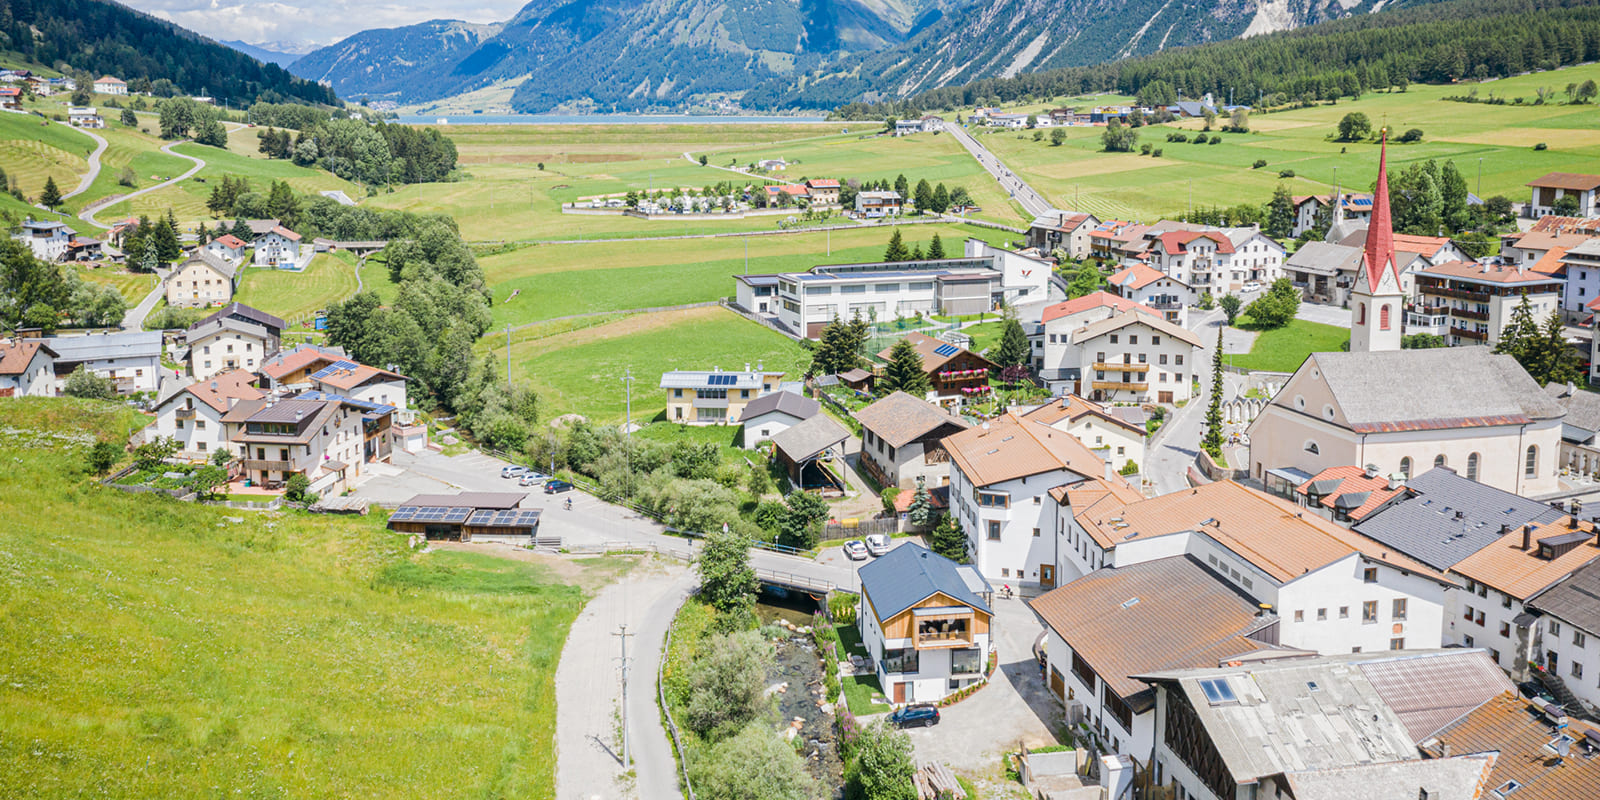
[1364,464,1379,479]
[1499,524,1511,537]
[1388,476,1403,491]
[1523,524,1534,551]
[1440,743,1452,759]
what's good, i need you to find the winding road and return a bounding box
[81,140,205,229]
[941,122,1053,218]
[54,121,107,203]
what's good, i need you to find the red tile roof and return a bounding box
[1041,291,1160,323]
[261,347,340,380]
[1297,465,1405,521]
[268,226,301,241]
[211,234,247,250]
[171,369,266,413]
[0,340,55,375]
[805,179,840,188]
[1526,172,1600,191]
[1421,692,1600,800]
[1157,230,1234,255]
[1419,260,1565,286]
[1109,262,1169,291]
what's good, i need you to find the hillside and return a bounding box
[0,398,600,799]
[220,39,307,69]
[1,0,336,106]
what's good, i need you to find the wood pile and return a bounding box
[913,762,966,800]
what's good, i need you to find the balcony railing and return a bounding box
[1451,307,1490,322]
[1092,380,1149,391]
[1423,286,1491,303]
[174,407,195,419]
[1450,326,1489,342]
[1413,303,1448,316]
[1093,362,1150,372]
[242,459,295,472]
[916,631,974,648]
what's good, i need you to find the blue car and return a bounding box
[888,704,940,728]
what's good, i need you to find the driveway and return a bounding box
[902,594,1062,770]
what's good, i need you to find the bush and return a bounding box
[845,721,916,800]
[1397,128,1424,143]
[1278,169,1296,178]
[1209,135,1222,144]
[64,366,117,400]
[1535,142,1549,150]
[87,441,121,475]
[1252,159,1268,169]
[1119,460,1140,476]
[829,592,859,625]
[879,486,901,515]
[285,472,310,501]
[689,723,818,800]
[1152,148,1162,157]
[683,630,774,740]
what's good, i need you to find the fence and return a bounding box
[659,593,698,800]
[824,517,899,539]
[204,496,283,510]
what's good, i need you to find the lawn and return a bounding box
[73,264,156,303]
[0,397,600,800]
[482,222,1014,328]
[498,306,809,423]
[832,621,888,717]
[235,251,361,326]
[974,62,1600,222]
[1226,317,1350,374]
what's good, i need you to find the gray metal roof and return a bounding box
[185,317,269,345]
[1353,467,1564,571]
[1545,381,1600,436]
[1280,755,1495,800]
[1309,348,1565,431]
[1284,241,1362,276]
[246,397,332,424]
[1528,557,1600,636]
[197,302,286,334]
[31,331,161,362]
[658,370,767,390]
[739,389,819,422]
[860,542,990,620]
[769,414,848,461]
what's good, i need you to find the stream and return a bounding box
[756,589,846,797]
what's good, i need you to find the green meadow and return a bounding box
[235,251,362,325]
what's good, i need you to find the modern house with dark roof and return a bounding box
[198,303,286,342]
[386,492,541,544]
[853,390,971,488]
[183,316,274,382]
[1528,557,1600,716]
[1245,348,1565,496]
[858,543,993,705]
[738,389,819,449]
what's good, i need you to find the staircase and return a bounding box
[1537,668,1593,719]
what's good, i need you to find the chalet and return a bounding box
[1409,261,1562,347]
[165,250,239,309]
[762,184,809,205]
[858,543,993,705]
[0,339,58,397]
[1037,292,1202,403]
[307,359,408,410]
[875,332,998,404]
[1027,210,1100,261]
[738,390,820,449]
[222,395,370,494]
[803,178,841,206]
[853,391,971,489]
[259,344,347,389]
[92,76,126,95]
[68,107,103,128]
[1526,172,1600,218]
[386,492,542,544]
[252,226,302,268]
[1106,262,1193,324]
[0,86,20,110]
[199,303,285,346]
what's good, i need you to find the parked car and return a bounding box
[501,465,529,479]
[864,533,891,557]
[888,704,940,728]
[842,540,869,561]
[518,472,547,487]
[1242,280,1263,293]
[544,479,575,494]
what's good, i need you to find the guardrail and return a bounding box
[755,567,839,594]
[659,593,698,800]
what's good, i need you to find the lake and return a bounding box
[396,114,833,126]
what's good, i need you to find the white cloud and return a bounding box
[120,0,526,50]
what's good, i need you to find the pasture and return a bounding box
[73,264,156,303]
[235,251,360,325]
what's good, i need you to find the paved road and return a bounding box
[1144,309,1246,495]
[82,140,205,229]
[120,265,170,330]
[55,122,107,203]
[680,151,804,186]
[942,122,1052,218]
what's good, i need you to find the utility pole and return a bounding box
[1477,157,1483,199]
[504,325,512,390]
[615,623,634,767]
[621,368,635,468]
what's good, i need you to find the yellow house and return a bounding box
[660,366,784,425]
[165,250,238,309]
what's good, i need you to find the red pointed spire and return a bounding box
[1363,131,1396,290]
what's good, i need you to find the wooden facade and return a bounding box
[1162,686,1237,800]
[872,591,992,648]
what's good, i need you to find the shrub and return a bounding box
[1252,159,1268,169]
[1397,128,1424,143]
[1119,460,1140,476]
[87,441,121,475]
[1278,169,1296,178]
[683,630,773,740]
[829,592,859,625]
[285,472,310,501]
[1152,148,1162,157]
[1535,142,1549,150]
[879,486,901,514]
[1139,143,1152,155]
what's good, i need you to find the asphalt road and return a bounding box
[55,121,107,203]
[1143,309,1247,495]
[81,140,205,229]
[941,122,1052,218]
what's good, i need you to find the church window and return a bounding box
[1399,457,1412,478]
[1304,441,1320,455]
[1356,303,1366,325]
[1467,453,1480,481]
[1526,446,1539,478]
[1379,304,1391,330]
[1434,455,1446,469]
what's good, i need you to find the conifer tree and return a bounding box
[992,318,1029,368]
[1493,292,1540,365]
[1202,326,1225,461]
[879,338,930,396]
[884,229,911,262]
[926,233,945,260]
[39,176,62,209]
[907,482,936,528]
[1533,312,1583,386]
[929,513,967,563]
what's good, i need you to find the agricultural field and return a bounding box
[496,305,809,423]
[96,139,359,223]
[0,111,92,199]
[0,397,616,800]
[72,263,157,303]
[235,251,361,325]
[481,222,1014,329]
[975,62,1600,222]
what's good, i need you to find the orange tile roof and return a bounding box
[1418,260,1564,286]
[1023,394,1146,436]
[1109,262,1170,291]
[1530,246,1571,276]
[1074,481,1445,583]
[1041,291,1159,323]
[211,234,247,249]
[173,369,266,413]
[260,347,340,380]
[0,340,54,375]
[1526,172,1600,191]
[874,331,994,373]
[1297,465,1406,521]
[1157,230,1234,255]
[944,413,1107,487]
[1448,518,1600,600]
[1390,233,1454,253]
[1421,692,1600,800]
[313,363,404,391]
[1528,215,1600,234]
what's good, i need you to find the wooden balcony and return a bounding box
[1093,361,1150,372]
[1422,286,1491,303]
[174,407,195,419]
[1450,326,1488,342]
[1450,307,1490,322]
[1092,380,1149,392]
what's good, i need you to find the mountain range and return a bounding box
[220,40,312,69]
[289,0,1430,112]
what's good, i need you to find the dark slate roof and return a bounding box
[740,390,820,422]
[1353,467,1564,571]
[1528,557,1600,635]
[197,302,286,335]
[861,543,990,620]
[769,414,849,461]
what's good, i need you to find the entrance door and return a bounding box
[1050,667,1065,699]
[893,682,907,704]
[1159,391,1173,403]
[1040,565,1055,589]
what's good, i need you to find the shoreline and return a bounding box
[396,114,836,126]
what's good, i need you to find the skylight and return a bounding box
[1198,678,1237,705]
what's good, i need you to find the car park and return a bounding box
[888,704,940,728]
[864,533,891,557]
[842,540,869,561]
[544,479,575,494]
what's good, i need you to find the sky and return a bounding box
[119,0,527,51]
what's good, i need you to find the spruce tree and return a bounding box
[1533,312,1582,386]
[39,176,62,209]
[992,318,1029,368]
[914,179,933,214]
[929,513,967,562]
[880,338,930,396]
[1265,184,1295,239]
[893,174,909,198]
[230,218,253,242]
[884,229,911,262]
[931,183,949,214]
[926,233,946,260]
[907,482,936,528]
[1493,292,1540,365]
[1202,326,1225,461]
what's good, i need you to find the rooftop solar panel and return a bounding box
[933,343,959,357]
[707,374,738,386]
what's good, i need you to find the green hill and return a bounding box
[0,398,591,799]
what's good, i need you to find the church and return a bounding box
[1246,137,1565,496]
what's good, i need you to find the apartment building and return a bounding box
[660,366,784,425]
[1036,292,1202,402]
[1408,261,1562,347]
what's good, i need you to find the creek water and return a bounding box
[756,588,846,797]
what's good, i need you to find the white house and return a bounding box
[152,369,266,459]
[13,219,71,261]
[1036,292,1203,403]
[68,107,103,128]
[1556,239,1600,322]
[855,191,903,217]
[738,390,820,449]
[35,331,163,395]
[858,543,993,706]
[92,76,127,95]
[1526,172,1600,218]
[1245,348,1565,497]
[1528,557,1600,716]
[305,358,409,411]
[252,226,302,267]
[184,317,273,382]
[222,394,376,496]
[205,234,249,265]
[1105,262,1194,325]
[964,238,1051,305]
[1144,227,1284,293]
[945,413,1112,589]
[764,258,1001,339]
[165,250,239,309]
[1021,394,1146,476]
[0,339,58,397]
[853,391,972,489]
[1027,210,1100,261]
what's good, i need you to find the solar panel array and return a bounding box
[707,374,738,386]
[468,508,544,529]
[389,505,471,524]
[933,343,960,357]
[310,360,360,380]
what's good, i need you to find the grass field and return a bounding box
[498,306,808,422]
[483,222,1014,329]
[73,264,156,303]
[0,112,91,200]
[100,140,359,223]
[235,251,360,325]
[1227,317,1349,373]
[974,63,1600,222]
[0,397,615,800]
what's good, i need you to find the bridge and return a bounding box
[756,567,840,596]
[313,238,389,256]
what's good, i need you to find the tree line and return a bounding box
[253,119,458,186]
[0,237,126,331]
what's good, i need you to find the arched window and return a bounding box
[1399,457,1412,478]
[1357,302,1366,325]
[1467,453,1480,482]
[1434,454,1447,469]
[1380,304,1391,330]
[1304,441,1320,455]
[1526,446,1539,478]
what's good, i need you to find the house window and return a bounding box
[1363,567,1377,583]
[1129,335,1138,345]
[1572,662,1585,680]
[1339,606,1349,619]
[1304,441,1320,455]
[1392,598,1407,620]
[882,648,919,674]
[176,419,185,429]
[1175,355,1183,365]
[1500,622,1511,638]
[1159,354,1168,365]
[1551,621,1563,636]
[1356,302,1366,325]
[1294,610,1304,622]
[1316,608,1327,621]
[1467,452,1480,481]
[1389,638,1405,650]
[1577,631,1588,647]
[1363,601,1378,623]
[1032,527,1041,537]
[987,521,1001,540]
[1152,336,1161,345]
[1109,335,1118,344]
[1399,457,1412,478]
[1526,446,1538,478]
[1464,605,1475,621]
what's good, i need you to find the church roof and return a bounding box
[1361,135,1400,291]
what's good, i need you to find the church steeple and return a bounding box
[1349,131,1405,353]
[1362,132,1398,289]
